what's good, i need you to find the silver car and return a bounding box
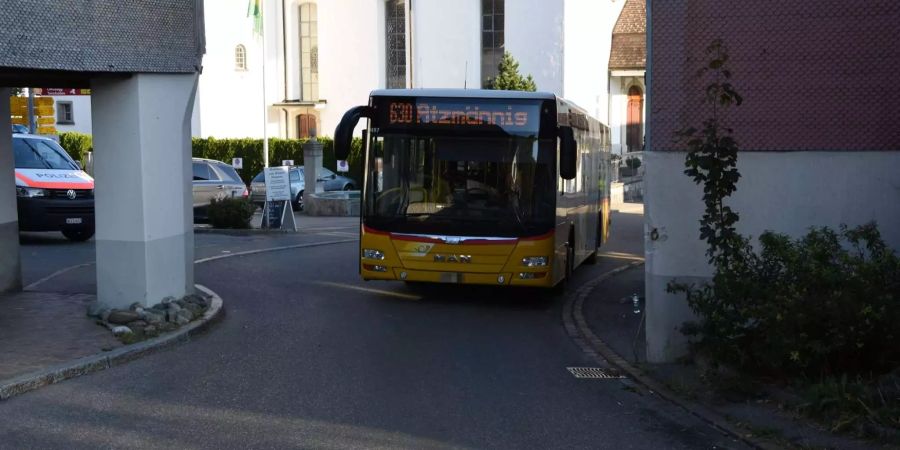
[192,158,247,220]
[250,166,356,210]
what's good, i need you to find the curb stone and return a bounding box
[0,284,224,401]
[193,227,298,235]
[563,262,777,450]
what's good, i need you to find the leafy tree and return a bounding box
[489,52,537,91]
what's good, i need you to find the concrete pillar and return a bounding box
[91,74,198,308]
[303,137,324,194]
[0,88,22,292]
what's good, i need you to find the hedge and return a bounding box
[57,133,364,185]
[191,136,364,184]
[58,132,93,165]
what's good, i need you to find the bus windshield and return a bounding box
[365,133,556,237]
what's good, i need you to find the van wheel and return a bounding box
[62,228,94,242]
[292,191,304,211]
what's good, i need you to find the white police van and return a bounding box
[12,132,95,241]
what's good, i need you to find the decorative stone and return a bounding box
[183,302,204,317]
[108,310,141,325]
[176,309,194,322]
[174,315,190,326]
[130,302,143,311]
[167,302,182,312]
[111,326,132,336]
[161,296,176,305]
[127,320,148,328]
[140,309,165,325]
[100,309,112,322]
[166,309,179,323]
[144,325,157,334]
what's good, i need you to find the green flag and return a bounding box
[247,0,262,36]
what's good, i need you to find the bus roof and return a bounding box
[370,88,557,101]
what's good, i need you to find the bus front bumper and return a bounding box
[362,266,554,287]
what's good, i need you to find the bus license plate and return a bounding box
[440,272,460,283]
[66,218,82,224]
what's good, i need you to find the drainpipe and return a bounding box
[282,0,289,100]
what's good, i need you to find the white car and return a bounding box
[192,158,248,221]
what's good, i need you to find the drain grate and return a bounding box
[567,367,626,379]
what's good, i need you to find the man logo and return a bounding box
[433,254,472,263]
[66,189,77,200]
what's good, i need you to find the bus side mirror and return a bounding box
[559,126,577,180]
[334,105,374,161]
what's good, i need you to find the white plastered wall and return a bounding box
[317,0,383,137]
[505,0,564,94]
[52,95,93,134]
[411,0,480,89]
[644,150,900,362]
[194,0,281,138]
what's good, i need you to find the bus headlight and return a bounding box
[521,256,548,267]
[16,187,47,198]
[362,249,385,260]
[363,264,388,272]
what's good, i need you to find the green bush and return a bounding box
[207,198,256,229]
[192,137,364,185]
[58,132,93,164]
[57,134,366,186]
[677,222,900,378]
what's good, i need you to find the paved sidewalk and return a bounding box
[580,251,875,449]
[0,291,121,382]
[195,210,359,232]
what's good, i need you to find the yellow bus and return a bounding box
[335,89,611,287]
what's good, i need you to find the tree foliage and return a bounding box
[489,52,537,91]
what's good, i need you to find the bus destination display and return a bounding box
[383,99,539,133]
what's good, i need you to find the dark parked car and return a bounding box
[192,158,247,221]
[250,166,356,210]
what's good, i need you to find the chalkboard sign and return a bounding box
[265,201,285,229]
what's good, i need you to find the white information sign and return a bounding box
[282,159,294,167]
[265,166,292,202]
[336,160,349,172]
[232,157,243,169]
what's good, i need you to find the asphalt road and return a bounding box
[1,209,747,449]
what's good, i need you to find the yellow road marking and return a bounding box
[314,281,421,301]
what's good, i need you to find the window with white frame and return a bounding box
[300,3,319,101]
[235,44,247,71]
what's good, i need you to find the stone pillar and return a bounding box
[91,74,198,308]
[303,137,324,194]
[0,88,22,292]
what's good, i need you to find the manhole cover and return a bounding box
[567,367,626,379]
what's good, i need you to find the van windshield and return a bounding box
[13,138,79,170]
